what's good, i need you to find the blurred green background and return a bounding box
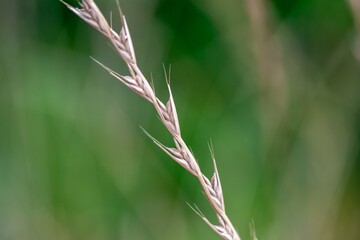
[1,0,359,239]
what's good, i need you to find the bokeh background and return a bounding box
[1,0,359,239]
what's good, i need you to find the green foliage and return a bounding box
[0,0,359,239]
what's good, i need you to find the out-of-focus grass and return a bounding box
[0,0,359,240]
